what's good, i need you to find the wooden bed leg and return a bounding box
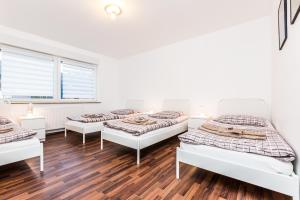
[40,143,44,172]
[83,134,85,145]
[64,128,67,138]
[176,147,179,179]
[100,132,103,150]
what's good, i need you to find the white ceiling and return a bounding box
[0,0,271,58]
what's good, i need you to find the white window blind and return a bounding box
[1,49,55,99]
[61,60,96,99]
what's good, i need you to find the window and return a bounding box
[0,45,98,103]
[1,49,55,99]
[61,60,97,100]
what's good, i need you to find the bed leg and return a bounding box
[137,139,140,165]
[176,147,179,179]
[293,193,299,200]
[100,132,103,150]
[64,128,67,138]
[293,182,299,200]
[40,142,44,172]
[137,148,140,165]
[83,134,85,145]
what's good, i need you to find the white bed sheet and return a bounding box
[180,142,293,176]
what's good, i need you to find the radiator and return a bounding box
[34,104,103,131]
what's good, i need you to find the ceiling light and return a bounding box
[105,4,122,19]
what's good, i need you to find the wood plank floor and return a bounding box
[0,132,290,200]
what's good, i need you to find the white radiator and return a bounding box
[34,104,103,131]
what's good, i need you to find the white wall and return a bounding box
[271,0,300,175]
[0,17,274,134]
[118,17,272,116]
[0,26,120,130]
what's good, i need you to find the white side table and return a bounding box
[188,116,208,129]
[20,116,46,142]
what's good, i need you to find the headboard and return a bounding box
[162,99,190,115]
[125,99,145,112]
[217,98,270,120]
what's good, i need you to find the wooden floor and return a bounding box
[0,132,290,200]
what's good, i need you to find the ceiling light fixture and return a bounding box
[105,4,122,19]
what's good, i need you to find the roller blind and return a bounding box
[61,60,96,99]
[1,49,55,99]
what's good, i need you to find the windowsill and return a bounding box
[9,100,101,104]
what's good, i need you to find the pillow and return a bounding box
[214,115,267,127]
[0,117,12,125]
[111,109,135,115]
[149,111,183,119]
[81,113,105,118]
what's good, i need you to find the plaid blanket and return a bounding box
[178,120,295,162]
[111,109,135,115]
[0,124,37,144]
[149,111,184,119]
[67,111,138,123]
[81,113,105,118]
[214,115,267,127]
[104,114,188,136]
[67,113,119,123]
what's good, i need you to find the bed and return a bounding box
[101,99,190,165]
[176,98,299,200]
[0,117,43,172]
[0,138,43,172]
[64,100,144,144]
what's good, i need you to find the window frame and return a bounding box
[59,58,98,102]
[0,45,99,104]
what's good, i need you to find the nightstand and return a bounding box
[188,116,208,129]
[20,116,46,141]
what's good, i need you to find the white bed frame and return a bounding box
[101,99,190,165]
[64,99,145,144]
[0,137,44,172]
[176,98,299,200]
[65,121,104,144]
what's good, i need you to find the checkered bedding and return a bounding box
[149,111,184,119]
[104,114,188,136]
[67,110,139,123]
[0,124,37,144]
[214,115,267,127]
[67,113,119,123]
[111,109,135,115]
[178,120,295,162]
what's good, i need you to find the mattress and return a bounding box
[65,113,141,134]
[65,120,104,134]
[180,142,294,176]
[103,121,188,149]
